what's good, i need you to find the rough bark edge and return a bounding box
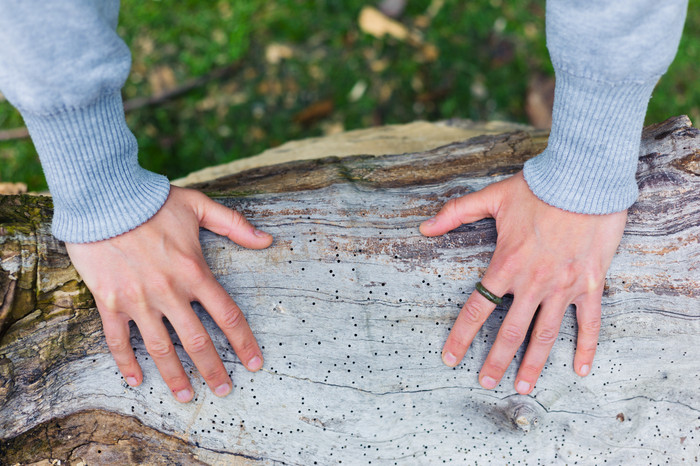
[0,409,264,466]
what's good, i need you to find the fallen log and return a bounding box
[0,116,698,464]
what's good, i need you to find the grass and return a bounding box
[1,0,698,191]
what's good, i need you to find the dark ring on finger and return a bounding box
[475,282,503,305]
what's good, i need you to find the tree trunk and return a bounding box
[1,117,698,464]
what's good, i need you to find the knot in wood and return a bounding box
[511,402,539,433]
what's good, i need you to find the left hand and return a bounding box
[66,186,273,402]
[420,171,627,394]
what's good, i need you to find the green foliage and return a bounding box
[0,0,698,191]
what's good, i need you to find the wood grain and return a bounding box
[1,117,698,464]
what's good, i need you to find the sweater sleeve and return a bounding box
[523,0,688,214]
[0,0,170,243]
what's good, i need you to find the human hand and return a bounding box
[66,186,273,402]
[420,171,627,394]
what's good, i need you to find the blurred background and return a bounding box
[1,0,699,192]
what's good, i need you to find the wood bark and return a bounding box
[0,117,698,464]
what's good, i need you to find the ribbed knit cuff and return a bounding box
[523,69,657,214]
[23,92,171,243]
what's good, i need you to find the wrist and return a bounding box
[23,91,170,243]
[523,69,657,214]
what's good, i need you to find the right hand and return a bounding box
[420,172,627,393]
[66,186,273,402]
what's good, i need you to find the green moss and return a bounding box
[207,190,263,198]
[0,195,53,228]
[36,279,95,315]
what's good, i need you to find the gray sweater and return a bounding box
[0,0,688,243]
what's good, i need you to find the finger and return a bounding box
[441,275,507,369]
[167,307,233,397]
[514,300,568,394]
[420,186,497,237]
[196,278,263,372]
[194,192,273,249]
[573,291,603,377]
[479,294,538,390]
[101,311,142,387]
[137,315,194,403]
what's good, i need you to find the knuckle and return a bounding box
[149,276,173,296]
[461,301,485,325]
[219,305,245,331]
[519,363,543,378]
[177,254,202,274]
[237,338,259,358]
[500,324,525,344]
[99,290,120,312]
[554,262,580,291]
[105,337,131,354]
[201,366,227,382]
[122,283,147,306]
[483,361,509,375]
[443,198,459,218]
[530,264,551,285]
[580,318,602,335]
[494,254,519,278]
[147,339,175,358]
[165,374,190,391]
[563,263,580,288]
[189,267,210,288]
[230,209,247,229]
[186,333,213,354]
[448,332,471,352]
[532,326,558,345]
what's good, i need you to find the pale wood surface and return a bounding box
[172,120,530,187]
[1,117,698,464]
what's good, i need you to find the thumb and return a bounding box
[419,186,497,237]
[196,193,273,249]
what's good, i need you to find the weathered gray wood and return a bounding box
[1,117,699,464]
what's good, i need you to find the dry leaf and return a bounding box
[414,15,430,29]
[419,43,439,62]
[370,58,389,72]
[359,6,410,42]
[265,43,294,65]
[134,35,154,56]
[321,121,345,136]
[0,182,27,195]
[148,66,177,96]
[250,126,266,141]
[348,80,368,102]
[293,99,334,126]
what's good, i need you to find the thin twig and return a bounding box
[123,62,241,112]
[0,127,29,141]
[0,62,242,142]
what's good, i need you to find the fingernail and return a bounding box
[422,218,437,227]
[442,351,457,367]
[248,355,263,371]
[253,229,268,238]
[215,383,231,397]
[580,364,590,376]
[516,380,530,394]
[126,376,138,386]
[480,376,498,389]
[174,388,192,403]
